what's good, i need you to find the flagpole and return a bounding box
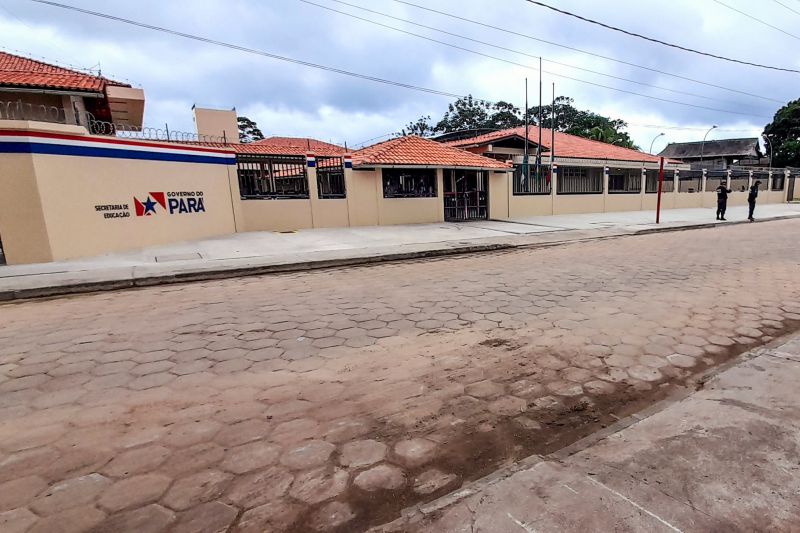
[537,57,543,183]
[524,78,529,187]
[550,82,555,168]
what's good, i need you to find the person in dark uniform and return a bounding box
[715,182,732,220]
[748,180,761,222]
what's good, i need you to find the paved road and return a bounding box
[1,219,799,532]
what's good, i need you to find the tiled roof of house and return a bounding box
[186,136,347,156]
[658,138,761,159]
[0,51,129,93]
[443,126,672,164]
[352,135,511,169]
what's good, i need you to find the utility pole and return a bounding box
[537,57,543,184]
[523,78,529,188]
[550,82,555,169]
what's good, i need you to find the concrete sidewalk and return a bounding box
[378,333,800,532]
[1,204,799,300]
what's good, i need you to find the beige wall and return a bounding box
[488,171,510,219]
[605,194,644,213]
[346,169,380,227]
[239,200,313,233]
[377,168,445,225]
[0,153,53,264]
[509,194,552,217]
[0,121,238,263]
[193,107,239,143]
[554,194,605,215]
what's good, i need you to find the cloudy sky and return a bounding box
[2,0,797,151]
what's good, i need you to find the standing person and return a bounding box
[715,182,732,220]
[748,180,762,222]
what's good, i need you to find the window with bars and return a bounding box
[382,168,437,198]
[236,155,309,199]
[557,166,603,194]
[645,169,675,193]
[512,165,551,195]
[730,171,750,192]
[678,170,703,193]
[316,156,346,199]
[608,168,642,193]
[771,173,785,191]
[705,170,728,192]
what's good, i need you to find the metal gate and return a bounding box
[444,170,487,221]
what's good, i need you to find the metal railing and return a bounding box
[512,165,551,195]
[678,170,703,193]
[1,100,227,143]
[236,154,309,199]
[645,169,675,193]
[316,156,346,199]
[608,168,641,194]
[557,166,603,194]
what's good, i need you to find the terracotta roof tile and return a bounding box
[0,51,129,93]
[186,137,347,156]
[443,126,677,164]
[352,135,510,169]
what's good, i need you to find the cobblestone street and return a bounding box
[1,219,799,532]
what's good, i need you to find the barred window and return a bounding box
[316,156,346,199]
[608,168,642,193]
[730,171,750,192]
[678,170,703,193]
[771,173,785,191]
[705,170,728,192]
[557,166,603,194]
[512,165,551,195]
[382,168,437,198]
[237,155,309,199]
[645,169,675,193]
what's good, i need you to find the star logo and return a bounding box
[142,196,158,216]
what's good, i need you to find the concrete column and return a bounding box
[701,169,708,193]
[551,164,558,215]
[748,170,754,191]
[640,167,647,210]
[726,169,732,190]
[602,166,609,212]
[343,156,354,226]
[306,153,319,228]
[767,170,773,195]
[674,169,681,199]
[786,170,792,202]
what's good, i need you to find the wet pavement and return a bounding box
[1,218,799,532]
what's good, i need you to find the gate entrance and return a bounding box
[443,169,488,221]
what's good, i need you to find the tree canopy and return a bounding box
[237,116,264,143]
[763,99,800,167]
[399,95,638,150]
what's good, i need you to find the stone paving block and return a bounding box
[89,503,176,533]
[28,505,106,533]
[220,441,281,474]
[309,501,356,532]
[30,472,111,515]
[234,500,302,533]
[354,464,406,491]
[280,440,335,470]
[394,438,438,468]
[413,469,460,495]
[0,507,38,533]
[289,467,349,504]
[98,473,172,513]
[223,466,294,509]
[0,475,46,511]
[102,445,171,477]
[339,439,387,468]
[173,501,238,533]
[161,470,233,511]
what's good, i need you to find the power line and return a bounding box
[298,0,766,118]
[522,0,800,74]
[771,0,800,16]
[391,0,785,104]
[27,0,495,103]
[311,0,758,108]
[712,0,800,40]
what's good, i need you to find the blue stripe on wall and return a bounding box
[0,141,236,165]
[307,160,316,167]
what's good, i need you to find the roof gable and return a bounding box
[352,135,510,169]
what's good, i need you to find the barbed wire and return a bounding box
[0,100,228,143]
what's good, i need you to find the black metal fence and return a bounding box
[608,168,641,194]
[705,170,727,191]
[645,169,675,193]
[678,170,703,193]
[237,155,309,199]
[770,172,785,191]
[730,170,750,192]
[316,156,346,199]
[512,165,551,195]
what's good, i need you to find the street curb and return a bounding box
[1,213,798,302]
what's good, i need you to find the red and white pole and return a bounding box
[656,157,665,224]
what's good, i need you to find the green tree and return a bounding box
[400,115,436,137]
[763,99,800,167]
[237,116,264,143]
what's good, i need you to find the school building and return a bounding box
[0,51,796,265]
